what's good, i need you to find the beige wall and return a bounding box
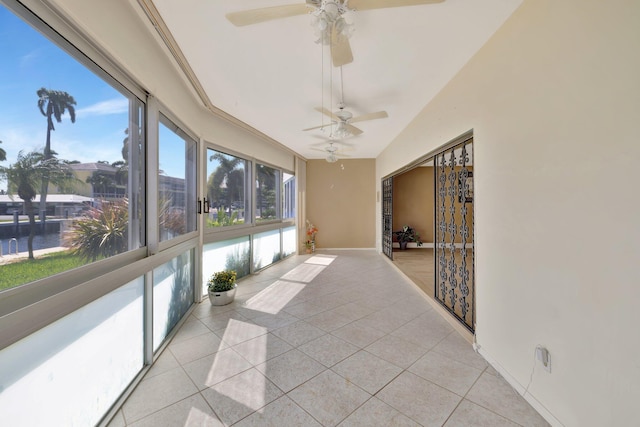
[392,165,473,245]
[306,159,376,249]
[377,1,640,426]
[393,167,433,243]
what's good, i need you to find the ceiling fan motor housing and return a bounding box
[336,109,352,121]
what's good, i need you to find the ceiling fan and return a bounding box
[303,102,388,138]
[311,141,351,162]
[226,0,445,67]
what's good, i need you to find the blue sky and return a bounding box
[0,5,184,191]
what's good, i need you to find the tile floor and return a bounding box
[107,250,549,427]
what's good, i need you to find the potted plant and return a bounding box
[207,270,237,306]
[304,220,318,253]
[304,240,313,254]
[393,225,423,250]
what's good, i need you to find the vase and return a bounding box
[311,241,315,252]
[208,284,237,306]
[399,241,408,250]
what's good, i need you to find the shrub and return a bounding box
[65,199,128,261]
[207,270,237,292]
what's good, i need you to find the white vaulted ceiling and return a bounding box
[138,0,523,159]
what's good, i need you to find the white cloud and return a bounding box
[19,49,41,68]
[76,98,128,118]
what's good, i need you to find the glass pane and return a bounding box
[253,229,281,270]
[206,149,248,228]
[283,172,295,219]
[202,236,251,295]
[158,119,196,242]
[0,6,145,291]
[256,164,278,222]
[283,225,297,257]
[0,277,144,426]
[153,249,194,351]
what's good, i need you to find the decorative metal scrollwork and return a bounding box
[435,138,474,331]
[382,176,393,260]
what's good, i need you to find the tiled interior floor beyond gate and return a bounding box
[108,251,549,427]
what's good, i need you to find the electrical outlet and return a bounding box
[536,346,551,373]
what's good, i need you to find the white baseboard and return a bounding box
[315,247,377,251]
[476,345,564,427]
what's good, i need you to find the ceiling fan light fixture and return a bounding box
[332,124,351,139]
[326,153,338,163]
[311,2,354,45]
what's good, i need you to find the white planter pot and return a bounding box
[208,284,237,306]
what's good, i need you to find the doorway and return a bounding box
[383,135,474,332]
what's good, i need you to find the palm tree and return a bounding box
[0,150,76,259]
[86,171,115,197]
[256,164,276,220]
[37,88,77,224]
[0,140,6,162]
[208,152,242,211]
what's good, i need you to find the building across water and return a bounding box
[0,194,95,217]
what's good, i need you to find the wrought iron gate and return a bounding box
[382,176,393,260]
[434,138,475,332]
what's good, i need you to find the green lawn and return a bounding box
[0,251,87,291]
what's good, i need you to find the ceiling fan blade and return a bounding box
[310,147,352,157]
[303,123,334,131]
[345,124,363,135]
[226,4,311,27]
[350,110,389,124]
[330,25,354,67]
[349,0,444,12]
[314,107,340,121]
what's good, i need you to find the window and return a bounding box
[253,229,281,270]
[153,249,194,351]
[202,237,251,294]
[0,277,144,426]
[283,171,295,220]
[0,4,144,291]
[255,163,279,222]
[206,148,249,228]
[158,116,196,242]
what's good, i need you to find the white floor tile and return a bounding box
[122,367,199,423]
[408,351,483,396]
[255,348,325,393]
[182,348,252,390]
[115,251,549,427]
[332,350,403,394]
[377,371,461,426]
[233,396,322,427]
[128,394,222,427]
[231,333,293,366]
[443,399,520,427]
[365,334,428,369]
[299,334,360,367]
[338,397,420,427]
[201,368,283,426]
[466,373,550,427]
[289,370,371,426]
[271,320,325,347]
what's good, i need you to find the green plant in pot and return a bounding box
[393,225,423,250]
[207,270,237,306]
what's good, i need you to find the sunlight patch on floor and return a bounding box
[281,263,326,283]
[304,254,337,266]
[243,280,306,314]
